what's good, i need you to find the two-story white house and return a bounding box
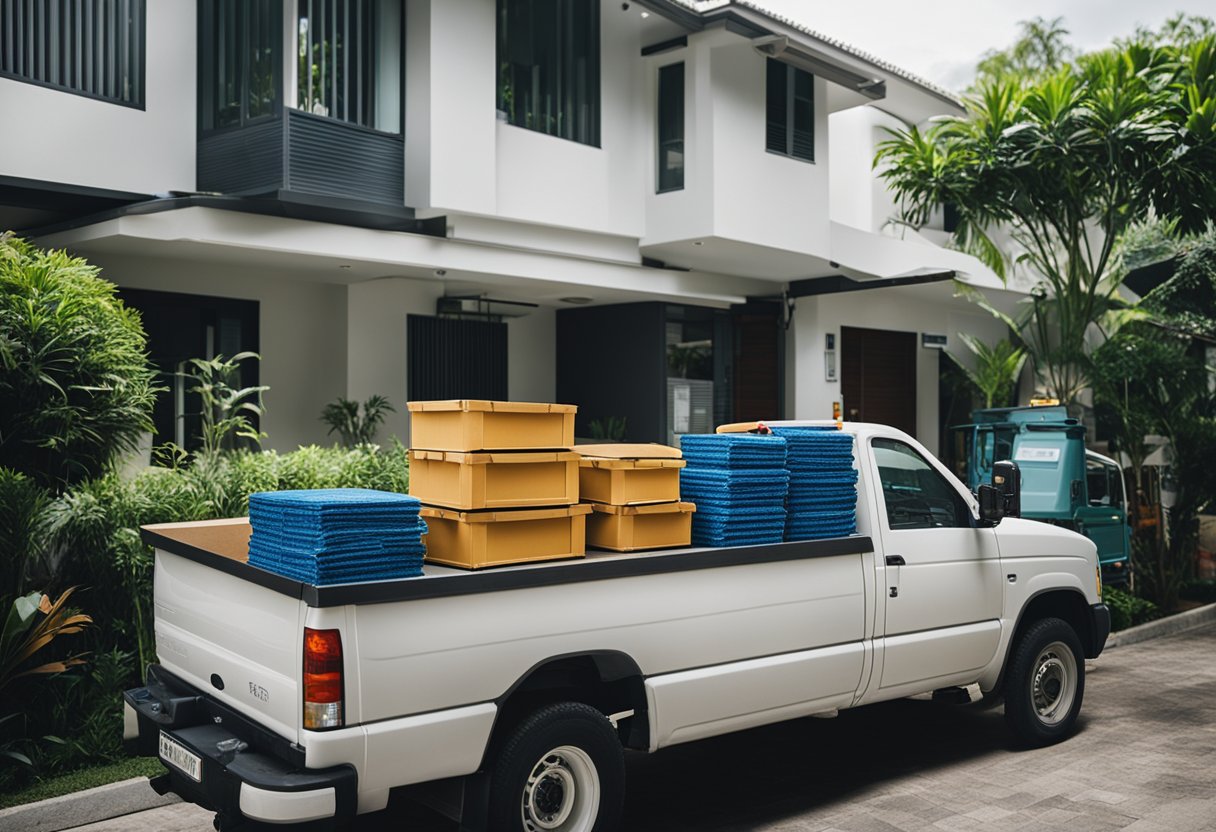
[0,0,1023,456]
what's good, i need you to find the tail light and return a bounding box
[303,628,343,730]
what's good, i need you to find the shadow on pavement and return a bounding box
[378,697,1018,831]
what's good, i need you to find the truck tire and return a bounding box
[1002,617,1085,746]
[487,702,625,832]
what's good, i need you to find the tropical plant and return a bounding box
[1103,586,1159,631]
[588,416,628,442]
[1091,325,1216,610]
[945,335,1027,409]
[0,233,158,491]
[177,352,268,455]
[876,36,1216,406]
[0,589,91,695]
[974,16,1075,85]
[0,468,49,597]
[320,395,396,447]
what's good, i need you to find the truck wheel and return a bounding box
[1003,617,1085,746]
[487,702,625,832]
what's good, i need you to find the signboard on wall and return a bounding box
[921,333,948,349]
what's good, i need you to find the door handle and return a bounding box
[885,555,906,566]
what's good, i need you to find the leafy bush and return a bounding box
[320,395,395,447]
[1180,578,1216,604]
[1104,586,1160,632]
[177,352,268,454]
[0,468,50,595]
[0,234,158,491]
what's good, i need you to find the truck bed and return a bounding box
[140,518,873,608]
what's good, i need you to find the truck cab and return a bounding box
[958,406,1133,586]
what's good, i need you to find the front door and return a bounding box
[841,326,917,434]
[868,436,1004,692]
[732,304,781,422]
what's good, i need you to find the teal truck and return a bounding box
[958,406,1132,586]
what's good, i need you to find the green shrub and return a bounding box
[1105,586,1160,631]
[0,468,50,595]
[0,234,158,491]
[1180,579,1216,604]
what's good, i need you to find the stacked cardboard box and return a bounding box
[407,400,591,569]
[576,444,695,552]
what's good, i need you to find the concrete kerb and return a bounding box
[0,775,176,832]
[1105,601,1216,649]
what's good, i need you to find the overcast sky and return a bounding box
[752,0,1216,90]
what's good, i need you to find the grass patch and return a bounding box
[0,757,164,810]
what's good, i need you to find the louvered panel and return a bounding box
[408,315,509,402]
[197,118,283,195]
[286,109,403,204]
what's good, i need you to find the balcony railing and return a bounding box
[197,109,404,207]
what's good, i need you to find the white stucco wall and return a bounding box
[507,306,557,404]
[643,31,831,258]
[787,286,1010,456]
[84,255,348,452]
[0,1,195,194]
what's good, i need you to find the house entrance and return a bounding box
[841,325,917,435]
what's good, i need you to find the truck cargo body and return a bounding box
[125,423,1110,831]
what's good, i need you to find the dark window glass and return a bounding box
[297,0,385,129]
[199,0,281,131]
[497,0,600,146]
[0,0,144,107]
[765,58,813,162]
[873,438,971,530]
[657,61,683,192]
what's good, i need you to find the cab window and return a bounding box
[1086,457,1124,508]
[873,438,971,530]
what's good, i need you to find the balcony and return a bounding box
[197,109,404,209]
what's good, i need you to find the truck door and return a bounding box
[868,437,1004,693]
[1076,454,1131,570]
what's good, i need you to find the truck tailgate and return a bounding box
[153,550,305,742]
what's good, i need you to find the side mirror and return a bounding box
[992,460,1021,518]
[978,484,1005,524]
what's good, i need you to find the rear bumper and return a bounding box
[124,665,356,831]
[1088,603,1112,658]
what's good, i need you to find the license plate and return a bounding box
[159,731,203,782]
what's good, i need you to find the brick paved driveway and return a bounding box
[73,622,1216,832]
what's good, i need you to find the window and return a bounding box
[1086,458,1124,509]
[873,438,971,530]
[297,0,399,131]
[656,62,684,192]
[0,0,145,107]
[199,0,281,131]
[765,58,813,162]
[497,0,600,146]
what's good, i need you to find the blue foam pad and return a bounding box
[679,434,788,469]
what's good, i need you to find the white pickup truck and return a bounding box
[123,422,1110,832]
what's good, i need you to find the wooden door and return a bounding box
[733,307,781,422]
[841,326,917,435]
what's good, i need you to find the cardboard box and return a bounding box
[587,502,696,552]
[578,457,685,505]
[409,450,580,510]
[421,504,592,570]
[408,400,576,451]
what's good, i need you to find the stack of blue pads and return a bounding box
[771,426,858,540]
[247,489,427,585]
[679,434,790,547]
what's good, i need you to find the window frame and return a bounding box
[656,60,684,193]
[871,436,975,531]
[764,57,814,163]
[496,0,602,147]
[0,0,147,109]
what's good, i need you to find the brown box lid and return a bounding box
[578,457,686,470]
[407,400,578,414]
[410,450,580,465]
[574,443,682,459]
[589,502,696,516]
[421,504,593,523]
